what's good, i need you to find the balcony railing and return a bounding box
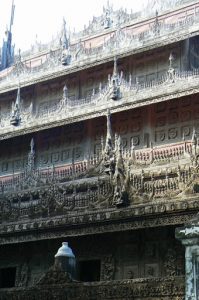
[0,276,185,300]
[0,3,199,91]
[0,66,199,138]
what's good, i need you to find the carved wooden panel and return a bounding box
[0,94,198,178]
[153,95,197,145]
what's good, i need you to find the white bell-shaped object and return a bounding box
[55,242,75,258]
[54,242,76,279]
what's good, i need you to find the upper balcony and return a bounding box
[0,0,199,94]
[1,64,199,140]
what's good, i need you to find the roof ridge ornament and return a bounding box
[61,18,71,66]
[103,0,113,29]
[15,48,25,76]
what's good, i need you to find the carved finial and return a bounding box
[62,17,68,50]
[10,85,21,126]
[108,74,111,85]
[30,138,34,153]
[61,18,71,66]
[131,138,135,151]
[99,82,102,93]
[18,48,21,62]
[192,127,197,144]
[155,9,158,17]
[129,74,132,86]
[103,0,112,29]
[169,52,174,69]
[191,127,198,159]
[101,135,104,152]
[63,84,68,100]
[103,109,114,169]
[28,138,35,171]
[16,84,20,105]
[15,47,24,76]
[153,10,160,35]
[114,133,118,150]
[168,52,175,83]
[106,109,112,142]
[117,135,122,155]
[110,57,121,100]
[182,131,185,141]
[113,56,118,77]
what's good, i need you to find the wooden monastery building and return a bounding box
[0,0,199,299]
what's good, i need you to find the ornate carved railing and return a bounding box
[1,66,199,138]
[131,140,193,163]
[0,140,193,191]
[0,276,185,300]
[0,155,102,193]
[0,2,199,91]
[0,136,197,224]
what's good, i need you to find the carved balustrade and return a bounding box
[132,141,193,164]
[0,155,102,194]
[129,166,193,200]
[0,276,185,300]
[0,3,199,91]
[0,136,197,223]
[1,67,199,139]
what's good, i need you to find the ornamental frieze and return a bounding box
[0,211,196,245]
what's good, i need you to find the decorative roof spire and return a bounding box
[10,84,21,126]
[62,18,69,50]
[0,0,15,71]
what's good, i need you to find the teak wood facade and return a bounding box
[0,0,199,299]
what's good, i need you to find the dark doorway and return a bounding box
[0,267,16,288]
[78,260,101,282]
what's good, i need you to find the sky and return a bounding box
[0,0,146,52]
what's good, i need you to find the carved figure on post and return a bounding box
[10,85,21,126]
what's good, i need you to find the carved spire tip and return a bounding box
[30,138,34,151]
